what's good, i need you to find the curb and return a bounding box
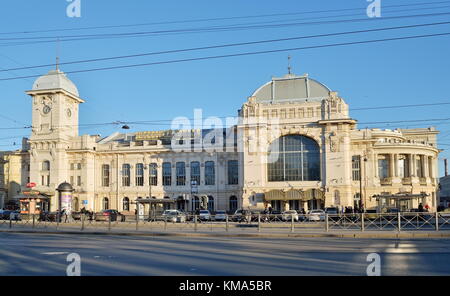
[1,229,450,239]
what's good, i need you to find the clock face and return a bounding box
[67,109,72,118]
[43,105,51,114]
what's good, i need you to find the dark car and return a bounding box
[0,210,21,221]
[94,210,125,222]
[39,211,62,222]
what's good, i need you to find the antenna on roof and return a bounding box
[287,55,292,75]
[56,38,60,71]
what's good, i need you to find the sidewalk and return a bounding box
[1,223,450,239]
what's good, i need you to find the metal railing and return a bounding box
[1,212,449,233]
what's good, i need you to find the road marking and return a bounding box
[42,252,69,255]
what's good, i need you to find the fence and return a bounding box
[1,212,449,233]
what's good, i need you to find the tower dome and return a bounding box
[32,69,79,97]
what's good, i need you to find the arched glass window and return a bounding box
[205,161,215,185]
[122,164,131,186]
[102,164,110,187]
[268,135,320,182]
[123,197,130,211]
[149,163,158,186]
[190,161,200,186]
[207,196,214,212]
[192,196,200,211]
[229,196,238,213]
[103,197,109,210]
[353,193,361,210]
[42,161,50,171]
[136,163,144,186]
[176,162,186,186]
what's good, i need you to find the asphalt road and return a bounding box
[0,232,449,276]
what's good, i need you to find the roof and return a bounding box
[251,73,331,104]
[32,69,79,97]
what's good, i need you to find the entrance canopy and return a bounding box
[264,189,324,201]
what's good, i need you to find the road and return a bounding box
[0,232,449,276]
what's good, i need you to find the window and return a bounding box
[378,155,389,179]
[162,162,172,186]
[352,156,361,181]
[416,155,424,178]
[192,196,200,211]
[229,196,238,213]
[205,161,215,185]
[307,108,314,117]
[77,163,82,170]
[207,196,215,212]
[47,175,50,186]
[102,164,110,187]
[123,197,130,211]
[42,161,50,171]
[353,193,361,210]
[190,161,200,186]
[176,162,186,186]
[70,176,74,185]
[70,163,75,170]
[398,155,410,178]
[103,198,109,210]
[227,160,239,185]
[122,164,131,186]
[149,163,158,186]
[77,176,81,186]
[268,135,320,182]
[136,163,144,186]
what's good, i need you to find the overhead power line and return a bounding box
[1,0,449,36]
[1,21,449,73]
[1,30,450,82]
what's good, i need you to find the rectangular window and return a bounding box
[280,109,286,119]
[289,108,295,118]
[227,160,239,185]
[102,164,110,187]
[122,164,131,187]
[307,108,314,117]
[77,176,81,186]
[205,161,215,185]
[190,161,200,186]
[378,156,389,179]
[352,155,361,181]
[162,162,172,186]
[263,110,269,119]
[298,108,304,118]
[70,176,74,185]
[136,163,144,186]
[149,163,158,186]
[176,162,186,186]
[77,163,82,170]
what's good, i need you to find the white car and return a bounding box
[198,210,211,221]
[214,210,227,221]
[281,210,299,222]
[308,210,325,221]
[162,210,186,223]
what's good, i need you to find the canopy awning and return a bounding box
[264,189,325,201]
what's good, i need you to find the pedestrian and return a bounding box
[418,203,424,212]
[424,204,430,212]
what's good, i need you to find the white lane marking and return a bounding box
[42,252,69,255]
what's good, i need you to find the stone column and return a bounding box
[390,154,395,178]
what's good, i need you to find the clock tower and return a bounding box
[25,69,85,206]
[27,69,84,140]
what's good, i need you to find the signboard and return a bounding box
[82,200,88,205]
[60,192,73,214]
[135,130,174,141]
[26,182,37,188]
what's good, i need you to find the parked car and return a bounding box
[232,209,250,222]
[162,210,186,223]
[214,210,227,221]
[39,211,61,222]
[0,210,21,221]
[198,210,211,221]
[71,211,91,221]
[308,210,325,221]
[325,207,340,221]
[94,210,125,222]
[281,210,299,222]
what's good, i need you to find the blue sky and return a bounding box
[0,0,450,176]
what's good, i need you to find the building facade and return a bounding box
[0,69,441,213]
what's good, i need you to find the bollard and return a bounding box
[291,214,294,233]
[398,212,401,232]
[81,214,85,231]
[226,215,229,232]
[325,214,329,232]
[258,213,261,233]
[361,213,365,232]
[436,212,439,231]
[32,214,35,229]
[194,215,198,232]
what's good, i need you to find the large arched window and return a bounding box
[268,135,320,182]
